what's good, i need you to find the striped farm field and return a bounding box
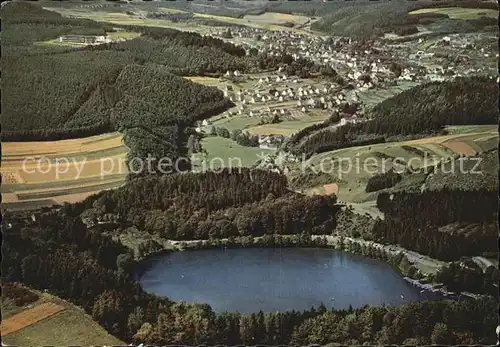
[402,129,497,157]
[243,12,311,26]
[1,284,125,347]
[441,141,477,156]
[1,132,128,209]
[1,302,66,336]
[409,7,498,19]
[289,128,497,203]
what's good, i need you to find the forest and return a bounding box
[371,189,498,260]
[365,77,499,135]
[286,77,498,155]
[365,169,402,193]
[74,169,340,239]
[2,204,497,346]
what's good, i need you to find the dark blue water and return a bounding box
[139,248,440,313]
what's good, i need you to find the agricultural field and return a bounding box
[44,7,199,31]
[1,132,128,210]
[1,285,124,347]
[191,136,275,171]
[242,12,311,27]
[34,39,87,47]
[193,12,311,33]
[246,113,330,136]
[2,302,66,336]
[402,127,498,154]
[445,124,498,135]
[46,6,312,34]
[305,183,339,196]
[409,7,498,20]
[107,30,142,40]
[287,128,498,203]
[357,81,419,109]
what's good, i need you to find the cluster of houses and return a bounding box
[403,33,498,81]
[258,134,284,149]
[215,24,497,90]
[200,22,495,155]
[218,75,365,123]
[214,26,423,92]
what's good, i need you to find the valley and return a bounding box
[1,0,498,345]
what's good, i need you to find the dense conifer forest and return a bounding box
[72,169,339,239]
[372,189,498,260]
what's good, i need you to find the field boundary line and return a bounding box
[1,302,66,337]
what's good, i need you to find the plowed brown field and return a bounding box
[1,302,66,336]
[441,141,477,156]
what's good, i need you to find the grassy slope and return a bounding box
[192,136,274,170]
[287,129,498,203]
[2,286,123,347]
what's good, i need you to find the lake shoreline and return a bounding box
[131,234,477,301]
[137,247,446,313]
